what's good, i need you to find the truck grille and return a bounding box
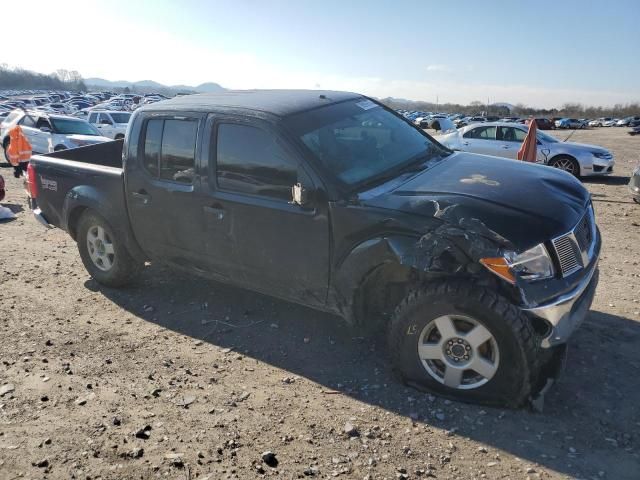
[551,206,596,277]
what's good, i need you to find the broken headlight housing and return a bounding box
[481,244,555,284]
[505,244,554,281]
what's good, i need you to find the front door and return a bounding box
[200,115,330,306]
[125,114,206,270]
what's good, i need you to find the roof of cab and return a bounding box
[138,89,362,117]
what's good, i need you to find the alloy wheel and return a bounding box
[86,225,115,271]
[552,158,577,175]
[417,315,500,390]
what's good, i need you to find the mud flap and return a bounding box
[529,343,568,412]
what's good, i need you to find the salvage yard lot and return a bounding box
[0,127,638,479]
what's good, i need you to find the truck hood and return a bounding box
[358,152,590,251]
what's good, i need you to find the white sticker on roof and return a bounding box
[355,100,378,110]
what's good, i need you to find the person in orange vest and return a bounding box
[6,125,32,178]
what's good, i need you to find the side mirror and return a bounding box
[100,119,112,125]
[40,127,51,133]
[291,182,312,207]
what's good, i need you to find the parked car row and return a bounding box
[0,90,170,123]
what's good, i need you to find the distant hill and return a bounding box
[85,77,225,94]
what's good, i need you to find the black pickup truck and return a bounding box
[27,90,600,406]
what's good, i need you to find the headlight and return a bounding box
[480,244,555,284]
[592,151,611,159]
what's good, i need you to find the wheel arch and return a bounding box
[62,187,147,262]
[548,153,581,176]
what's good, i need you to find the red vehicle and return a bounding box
[519,117,555,130]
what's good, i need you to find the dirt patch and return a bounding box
[0,127,639,479]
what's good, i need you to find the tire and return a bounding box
[115,134,124,140]
[76,211,142,287]
[388,281,540,407]
[548,155,580,178]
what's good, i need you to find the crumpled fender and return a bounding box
[331,203,521,324]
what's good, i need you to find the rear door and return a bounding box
[125,113,206,268]
[200,114,330,305]
[461,125,499,156]
[496,126,527,159]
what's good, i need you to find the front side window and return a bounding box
[50,118,100,136]
[110,113,131,124]
[215,123,297,201]
[284,99,449,187]
[141,118,198,184]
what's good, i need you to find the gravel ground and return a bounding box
[0,127,638,480]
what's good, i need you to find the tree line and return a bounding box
[0,65,86,91]
[381,97,640,119]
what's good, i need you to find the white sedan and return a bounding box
[438,122,614,177]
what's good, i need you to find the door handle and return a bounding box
[204,205,225,220]
[462,141,469,146]
[131,190,152,205]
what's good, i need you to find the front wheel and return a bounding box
[77,211,142,287]
[388,282,540,407]
[548,155,580,178]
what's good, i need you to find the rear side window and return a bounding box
[463,126,496,140]
[143,119,163,177]
[215,123,297,201]
[141,118,198,184]
[88,113,98,123]
[160,120,197,183]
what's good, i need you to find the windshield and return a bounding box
[110,113,131,124]
[51,118,100,136]
[285,99,450,187]
[536,131,558,143]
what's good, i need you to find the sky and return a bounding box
[2,0,639,108]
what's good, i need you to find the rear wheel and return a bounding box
[77,211,142,287]
[388,281,540,407]
[549,155,580,178]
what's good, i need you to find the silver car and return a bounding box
[438,122,614,177]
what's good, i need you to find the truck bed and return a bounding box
[44,139,124,168]
[30,140,127,232]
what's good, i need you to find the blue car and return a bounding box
[555,118,587,129]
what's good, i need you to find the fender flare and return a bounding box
[330,235,420,323]
[62,185,146,261]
